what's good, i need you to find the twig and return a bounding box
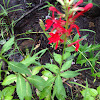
[14,2,46,25]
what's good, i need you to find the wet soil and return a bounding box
[0,0,100,100]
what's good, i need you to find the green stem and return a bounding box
[16,31,50,37]
[0,54,8,63]
[67,40,97,73]
[78,49,97,73]
[60,4,69,68]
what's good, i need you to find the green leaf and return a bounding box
[45,77,55,87]
[2,86,15,96]
[16,74,26,100]
[55,75,66,98]
[27,75,46,91]
[40,84,52,99]
[81,88,98,97]
[21,56,36,67]
[97,86,100,95]
[73,34,79,42]
[21,48,47,67]
[25,82,32,100]
[2,74,16,85]
[60,59,73,71]
[32,66,42,75]
[79,29,96,34]
[44,94,51,100]
[89,88,98,97]
[76,59,86,66]
[8,61,31,75]
[60,71,80,78]
[1,37,14,54]
[65,46,75,52]
[44,64,59,74]
[42,70,54,78]
[4,95,13,100]
[63,52,71,60]
[69,81,86,88]
[84,96,95,100]
[53,53,62,65]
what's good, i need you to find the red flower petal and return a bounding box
[74,0,83,8]
[49,6,62,14]
[68,38,83,51]
[68,24,80,36]
[75,43,79,52]
[72,3,93,20]
[68,38,83,47]
[45,19,53,31]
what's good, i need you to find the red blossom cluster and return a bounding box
[45,0,93,51]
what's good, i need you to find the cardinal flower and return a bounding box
[48,32,64,49]
[68,38,83,51]
[45,6,66,31]
[68,24,80,36]
[72,3,93,21]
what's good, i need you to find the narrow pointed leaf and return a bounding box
[27,75,46,91]
[25,82,32,100]
[60,59,73,71]
[2,86,15,96]
[32,66,42,75]
[60,71,80,78]
[42,70,54,78]
[4,95,13,100]
[63,52,71,60]
[21,48,47,67]
[8,61,31,75]
[1,37,14,54]
[45,77,55,87]
[2,74,16,85]
[44,64,59,74]
[40,84,52,99]
[16,74,26,100]
[55,75,66,98]
[53,53,62,65]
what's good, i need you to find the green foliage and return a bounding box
[44,63,60,74]
[42,70,54,78]
[16,74,26,100]
[8,61,31,75]
[53,52,62,65]
[32,66,43,75]
[0,0,100,100]
[54,75,66,100]
[2,74,16,85]
[60,71,80,78]
[0,86,15,100]
[1,36,14,55]
[25,82,32,100]
[27,75,46,91]
[40,84,52,99]
[60,59,73,71]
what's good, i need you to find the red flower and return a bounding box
[68,38,83,51]
[49,6,62,18]
[45,19,53,31]
[72,3,93,20]
[48,32,64,49]
[68,24,80,36]
[45,6,65,31]
[74,0,83,8]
